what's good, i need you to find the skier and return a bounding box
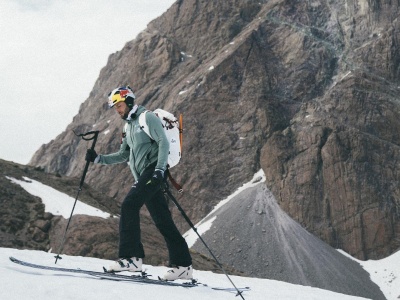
[86,86,193,281]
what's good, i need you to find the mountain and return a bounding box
[29,0,399,263]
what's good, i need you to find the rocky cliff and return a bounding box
[30,0,400,260]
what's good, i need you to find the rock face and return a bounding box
[0,173,52,252]
[259,1,400,259]
[30,0,400,261]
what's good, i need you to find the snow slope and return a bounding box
[339,250,400,300]
[0,247,369,300]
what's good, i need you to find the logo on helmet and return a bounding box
[119,89,129,99]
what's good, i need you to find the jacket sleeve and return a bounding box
[146,112,169,170]
[97,131,130,165]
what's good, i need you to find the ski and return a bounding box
[9,256,250,294]
[210,286,251,292]
[9,256,195,288]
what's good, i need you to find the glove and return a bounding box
[85,149,98,162]
[151,169,165,186]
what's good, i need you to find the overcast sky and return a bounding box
[0,0,175,164]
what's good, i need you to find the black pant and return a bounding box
[118,166,192,267]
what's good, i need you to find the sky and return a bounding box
[0,0,175,164]
[5,170,400,299]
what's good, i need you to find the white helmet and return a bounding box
[108,86,136,108]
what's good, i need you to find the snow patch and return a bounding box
[6,176,110,219]
[338,249,400,300]
[180,51,192,58]
[185,216,216,248]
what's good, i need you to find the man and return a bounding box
[86,86,193,281]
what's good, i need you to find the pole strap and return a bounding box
[167,170,183,193]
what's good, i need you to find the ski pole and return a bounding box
[54,130,99,264]
[162,182,245,300]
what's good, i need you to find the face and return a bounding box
[114,101,130,119]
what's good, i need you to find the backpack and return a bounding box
[139,108,183,169]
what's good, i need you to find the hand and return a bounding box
[85,149,98,162]
[151,169,165,185]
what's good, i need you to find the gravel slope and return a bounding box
[191,182,385,300]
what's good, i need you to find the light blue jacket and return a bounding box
[97,106,169,181]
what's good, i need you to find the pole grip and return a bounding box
[79,131,99,188]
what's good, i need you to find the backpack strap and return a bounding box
[138,110,152,139]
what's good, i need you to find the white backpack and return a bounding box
[139,108,182,169]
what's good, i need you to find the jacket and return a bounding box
[97,106,169,181]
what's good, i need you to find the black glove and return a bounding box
[151,169,165,185]
[85,149,98,162]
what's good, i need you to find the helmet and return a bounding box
[108,86,136,108]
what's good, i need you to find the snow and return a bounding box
[185,216,216,248]
[0,247,370,300]
[5,176,110,219]
[338,250,400,300]
[361,253,400,300]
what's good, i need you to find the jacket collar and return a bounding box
[125,105,138,121]
[125,105,146,122]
